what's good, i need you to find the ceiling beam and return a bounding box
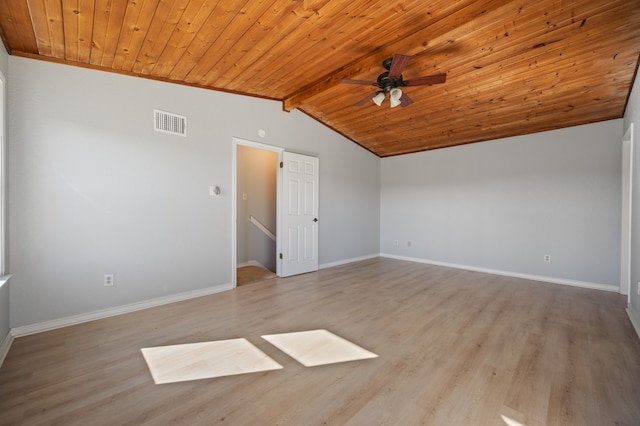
[282,53,380,112]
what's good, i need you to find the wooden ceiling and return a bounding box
[1,0,639,157]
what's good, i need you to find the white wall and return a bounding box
[381,120,623,287]
[8,57,380,328]
[285,114,381,263]
[624,71,640,330]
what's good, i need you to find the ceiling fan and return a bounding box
[342,54,446,108]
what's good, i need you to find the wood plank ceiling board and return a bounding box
[131,0,194,75]
[298,0,640,156]
[0,0,39,53]
[61,0,95,62]
[283,0,511,111]
[112,0,164,72]
[165,1,240,83]
[1,0,639,157]
[26,0,64,59]
[197,0,305,91]
[91,0,129,68]
[146,0,218,78]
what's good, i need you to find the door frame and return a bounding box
[232,138,284,287]
[621,123,634,302]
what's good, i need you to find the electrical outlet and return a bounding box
[104,274,114,287]
[544,255,551,263]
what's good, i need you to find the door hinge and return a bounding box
[280,161,283,168]
[279,253,283,259]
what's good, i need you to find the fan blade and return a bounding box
[353,92,376,106]
[388,54,411,78]
[405,73,447,86]
[400,92,414,107]
[341,79,376,86]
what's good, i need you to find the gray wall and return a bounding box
[286,113,381,263]
[0,42,8,342]
[236,145,277,271]
[381,120,623,287]
[8,56,381,327]
[624,71,640,317]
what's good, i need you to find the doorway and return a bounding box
[232,138,320,287]
[233,139,282,287]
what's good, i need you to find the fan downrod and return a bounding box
[376,57,408,91]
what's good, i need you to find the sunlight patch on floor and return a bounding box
[141,338,282,384]
[501,414,527,426]
[261,329,378,367]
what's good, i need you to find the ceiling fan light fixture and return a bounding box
[389,88,402,108]
[372,91,385,106]
[342,53,448,111]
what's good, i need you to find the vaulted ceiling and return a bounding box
[1,0,639,157]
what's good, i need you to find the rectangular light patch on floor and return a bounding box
[261,329,377,367]
[141,338,282,384]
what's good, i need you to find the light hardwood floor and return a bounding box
[236,265,277,286]
[1,258,639,425]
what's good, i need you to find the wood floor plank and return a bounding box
[0,258,639,425]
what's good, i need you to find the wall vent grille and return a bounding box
[154,110,187,136]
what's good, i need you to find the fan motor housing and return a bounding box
[376,72,408,92]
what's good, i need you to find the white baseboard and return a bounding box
[319,253,380,270]
[237,260,267,269]
[11,283,234,337]
[380,253,619,293]
[8,255,621,339]
[0,330,14,368]
[627,305,640,340]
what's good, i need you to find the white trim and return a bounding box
[233,138,283,153]
[11,283,233,337]
[250,215,276,242]
[627,305,640,340]
[237,260,268,269]
[242,254,377,272]
[319,253,380,270]
[0,329,13,367]
[0,70,5,275]
[621,123,634,299]
[380,253,619,293]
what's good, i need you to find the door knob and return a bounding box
[313,218,318,222]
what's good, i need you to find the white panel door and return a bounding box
[280,152,319,277]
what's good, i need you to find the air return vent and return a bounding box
[154,110,187,136]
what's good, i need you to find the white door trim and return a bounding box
[621,123,634,302]
[232,138,284,287]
